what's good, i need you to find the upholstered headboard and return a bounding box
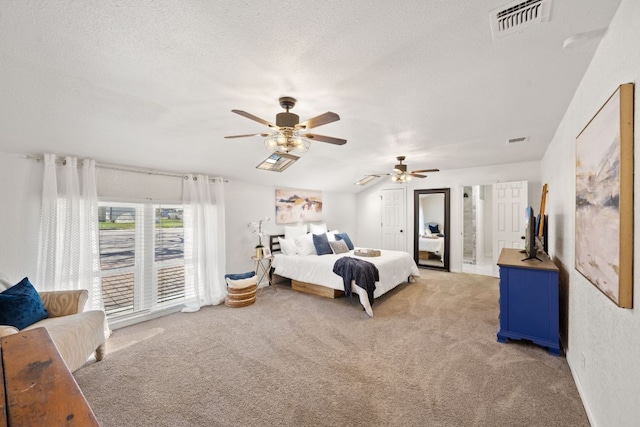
[269,234,284,254]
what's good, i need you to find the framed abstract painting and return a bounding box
[575,83,634,308]
[275,188,323,224]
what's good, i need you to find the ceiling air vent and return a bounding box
[490,0,552,40]
[507,136,529,144]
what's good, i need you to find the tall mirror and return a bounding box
[414,188,450,271]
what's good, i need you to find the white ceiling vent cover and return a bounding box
[490,0,552,40]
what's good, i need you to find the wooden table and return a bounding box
[0,327,100,426]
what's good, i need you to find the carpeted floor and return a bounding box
[75,270,588,426]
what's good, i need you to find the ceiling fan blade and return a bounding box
[410,168,440,173]
[231,110,277,128]
[296,112,340,130]
[410,173,427,178]
[301,133,347,145]
[224,133,271,139]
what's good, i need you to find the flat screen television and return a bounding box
[523,206,542,261]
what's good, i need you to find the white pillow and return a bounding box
[294,233,317,256]
[326,229,339,241]
[309,223,328,235]
[284,224,307,240]
[226,275,257,289]
[278,237,298,256]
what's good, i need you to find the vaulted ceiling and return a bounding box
[0,0,621,192]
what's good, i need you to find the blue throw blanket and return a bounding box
[332,256,379,306]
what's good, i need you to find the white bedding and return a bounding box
[272,249,420,305]
[419,236,444,256]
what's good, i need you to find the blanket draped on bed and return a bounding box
[332,257,379,306]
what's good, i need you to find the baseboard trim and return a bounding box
[566,348,597,427]
[108,305,183,330]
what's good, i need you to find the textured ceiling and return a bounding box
[0,0,622,192]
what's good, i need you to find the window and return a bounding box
[98,202,185,318]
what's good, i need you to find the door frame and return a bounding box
[413,188,450,271]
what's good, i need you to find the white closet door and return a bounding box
[492,181,528,276]
[381,188,406,251]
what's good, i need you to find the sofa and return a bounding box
[0,286,106,373]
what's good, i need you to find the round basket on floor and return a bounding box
[225,281,258,308]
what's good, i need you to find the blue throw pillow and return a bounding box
[312,233,333,255]
[0,277,48,330]
[225,271,256,281]
[335,232,354,250]
[428,224,439,234]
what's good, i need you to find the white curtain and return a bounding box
[36,154,105,311]
[181,174,226,312]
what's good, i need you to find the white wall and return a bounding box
[224,180,357,274]
[0,153,357,287]
[541,0,638,425]
[0,153,43,283]
[421,194,445,231]
[356,161,542,272]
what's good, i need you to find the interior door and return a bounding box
[492,181,528,276]
[381,188,406,251]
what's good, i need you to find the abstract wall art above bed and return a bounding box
[275,188,323,224]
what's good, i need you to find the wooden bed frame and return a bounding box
[268,234,345,299]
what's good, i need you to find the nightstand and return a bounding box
[251,255,275,291]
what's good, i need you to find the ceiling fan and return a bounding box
[225,96,347,154]
[355,156,440,186]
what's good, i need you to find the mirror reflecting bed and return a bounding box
[414,189,450,271]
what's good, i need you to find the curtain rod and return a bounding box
[26,155,229,182]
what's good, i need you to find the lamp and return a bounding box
[391,173,411,183]
[264,128,310,154]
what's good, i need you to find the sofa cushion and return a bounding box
[0,277,49,330]
[25,310,106,372]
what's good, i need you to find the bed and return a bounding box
[419,235,444,262]
[269,234,420,316]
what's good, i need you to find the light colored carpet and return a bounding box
[75,270,588,426]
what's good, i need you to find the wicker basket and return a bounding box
[224,284,258,308]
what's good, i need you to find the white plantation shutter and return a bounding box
[98,203,186,319]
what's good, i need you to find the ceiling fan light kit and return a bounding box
[264,129,310,154]
[226,96,346,161]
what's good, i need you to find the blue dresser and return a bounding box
[497,248,561,356]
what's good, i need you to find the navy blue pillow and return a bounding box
[225,271,256,281]
[0,277,48,330]
[428,224,439,234]
[335,232,354,250]
[312,233,333,255]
